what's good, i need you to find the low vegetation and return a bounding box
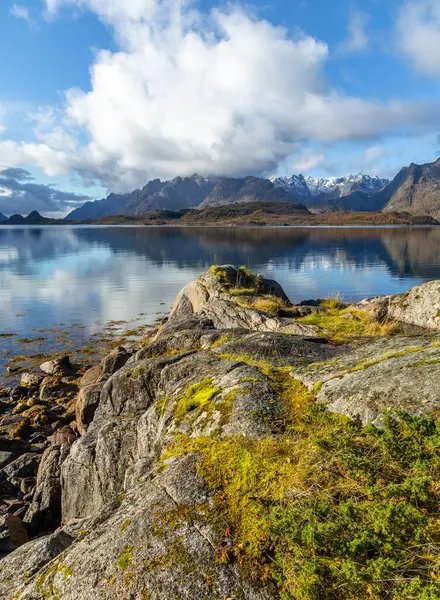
[209,265,293,316]
[297,304,398,342]
[166,392,440,599]
[93,202,439,227]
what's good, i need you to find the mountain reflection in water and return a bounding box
[1,225,440,364]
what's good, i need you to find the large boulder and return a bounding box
[359,280,440,331]
[212,331,343,367]
[39,356,75,377]
[61,349,286,522]
[166,266,317,336]
[170,265,288,319]
[3,453,41,483]
[294,334,440,425]
[0,457,278,600]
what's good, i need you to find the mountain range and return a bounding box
[58,157,440,221]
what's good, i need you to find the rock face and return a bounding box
[75,346,131,434]
[295,335,440,425]
[168,266,317,336]
[378,158,440,219]
[358,280,440,331]
[24,427,77,534]
[5,269,440,599]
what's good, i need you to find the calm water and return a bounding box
[1,225,440,378]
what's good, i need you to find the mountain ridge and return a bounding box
[65,172,389,221]
[270,173,389,205]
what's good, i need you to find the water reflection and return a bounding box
[1,225,440,366]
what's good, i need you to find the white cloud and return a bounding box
[10,4,36,27]
[291,150,325,172]
[337,11,370,55]
[363,145,388,165]
[346,145,391,177]
[397,0,440,78]
[0,0,439,192]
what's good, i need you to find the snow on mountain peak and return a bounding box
[270,173,389,199]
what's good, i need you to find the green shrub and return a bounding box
[165,405,440,599]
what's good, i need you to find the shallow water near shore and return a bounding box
[1,224,440,381]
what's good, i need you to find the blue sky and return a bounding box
[1,0,440,215]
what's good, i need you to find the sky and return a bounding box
[1,0,440,216]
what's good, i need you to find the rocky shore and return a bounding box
[2,266,440,598]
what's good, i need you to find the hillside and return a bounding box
[377,159,440,219]
[94,202,438,226]
[1,211,65,225]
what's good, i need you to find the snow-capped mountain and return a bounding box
[270,174,389,203]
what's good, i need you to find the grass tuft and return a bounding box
[297,305,398,342]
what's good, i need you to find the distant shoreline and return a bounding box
[1,202,438,227]
[1,223,439,229]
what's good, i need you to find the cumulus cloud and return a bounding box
[397,0,440,78]
[337,11,370,55]
[0,168,91,217]
[10,4,36,27]
[1,0,439,192]
[291,150,326,172]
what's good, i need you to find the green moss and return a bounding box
[210,335,233,349]
[156,395,171,416]
[229,287,257,297]
[349,347,425,373]
[308,358,338,368]
[175,378,221,423]
[214,389,246,429]
[238,265,252,278]
[313,381,323,393]
[119,519,132,532]
[133,365,145,377]
[144,537,196,577]
[415,358,440,367]
[117,493,126,502]
[124,572,134,585]
[164,408,440,599]
[118,545,133,571]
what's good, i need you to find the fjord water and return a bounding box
[1,225,440,375]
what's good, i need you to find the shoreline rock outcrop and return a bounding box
[2,268,440,599]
